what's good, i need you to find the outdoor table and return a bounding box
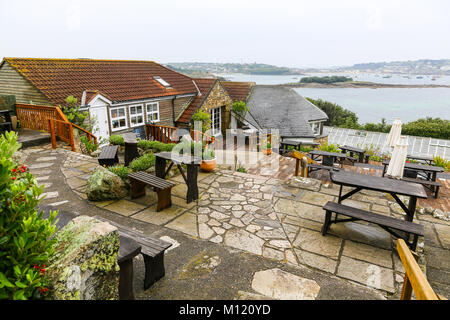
[0,109,13,132]
[330,171,428,222]
[123,132,139,166]
[406,154,435,165]
[279,140,302,155]
[154,151,201,203]
[382,159,444,181]
[339,145,368,163]
[308,150,350,167]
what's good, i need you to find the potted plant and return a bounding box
[200,147,216,172]
[262,140,272,155]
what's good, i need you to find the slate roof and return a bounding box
[176,78,217,124]
[220,81,255,102]
[2,58,198,106]
[245,85,328,138]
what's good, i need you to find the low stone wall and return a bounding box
[46,216,120,300]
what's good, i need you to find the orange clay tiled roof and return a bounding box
[177,78,217,124]
[3,58,198,106]
[220,81,255,102]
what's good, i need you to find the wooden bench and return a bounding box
[322,201,424,251]
[400,177,442,198]
[95,216,172,290]
[397,239,446,300]
[129,171,176,211]
[97,145,119,167]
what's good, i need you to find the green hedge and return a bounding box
[129,154,156,172]
[109,135,124,146]
[137,140,176,152]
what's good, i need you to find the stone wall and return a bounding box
[200,82,234,135]
[46,216,120,300]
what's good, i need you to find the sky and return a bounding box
[1,0,449,68]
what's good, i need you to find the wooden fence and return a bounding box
[145,124,215,146]
[16,103,97,152]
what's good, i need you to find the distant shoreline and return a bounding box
[281,81,450,89]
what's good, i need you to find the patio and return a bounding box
[18,144,450,299]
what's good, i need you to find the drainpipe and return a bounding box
[171,95,177,126]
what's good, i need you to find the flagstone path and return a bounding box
[16,144,450,299]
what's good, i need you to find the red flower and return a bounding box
[40,268,46,274]
[11,177,15,181]
[11,169,16,173]
[33,264,39,269]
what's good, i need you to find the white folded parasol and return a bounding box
[386,118,402,148]
[386,136,409,178]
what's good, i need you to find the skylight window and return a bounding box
[153,76,171,88]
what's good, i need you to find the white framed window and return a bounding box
[146,102,160,123]
[211,107,221,136]
[110,106,127,131]
[310,121,321,135]
[129,104,144,127]
[153,76,171,88]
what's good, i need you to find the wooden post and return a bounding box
[69,123,76,152]
[49,119,56,149]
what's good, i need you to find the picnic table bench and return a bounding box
[339,145,370,163]
[97,145,119,167]
[94,216,172,291]
[41,207,172,299]
[129,171,176,212]
[322,201,424,250]
[0,109,13,132]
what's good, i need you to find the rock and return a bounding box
[285,177,321,192]
[86,167,128,201]
[251,268,320,300]
[47,216,120,300]
[433,209,450,221]
[90,149,102,158]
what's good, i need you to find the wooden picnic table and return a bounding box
[382,159,444,181]
[339,145,369,163]
[279,140,302,155]
[309,150,354,167]
[330,171,428,222]
[406,154,435,165]
[154,151,201,203]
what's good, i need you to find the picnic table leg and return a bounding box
[186,164,199,203]
[407,196,417,222]
[382,165,387,177]
[155,157,167,179]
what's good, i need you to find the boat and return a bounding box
[416,76,423,79]
[431,77,436,81]
[382,75,392,78]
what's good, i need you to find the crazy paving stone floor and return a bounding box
[17,145,450,300]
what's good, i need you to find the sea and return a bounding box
[214,72,450,124]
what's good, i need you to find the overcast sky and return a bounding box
[1,0,449,68]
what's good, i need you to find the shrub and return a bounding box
[0,131,58,300]
[137,140,176,152]
[231,101,249,116]
[109,135,124,146]
[129,154,156,172]
[319,142,340,153]
[236,166,247,173]
[107,164,131,183]
[59,96,89,129]
[80,135,98,154]
[191,110,211,132]
[202,148,215,160]
[434,156,450,172]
